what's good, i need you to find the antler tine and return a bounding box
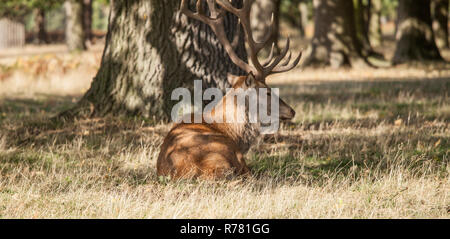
[253,12,275,52]
[215,0,244,16]
[271,51,302,74]
[238,5,276,54]
[181,0,210,23]
[264,37,291,75]
[215,0,265,77]
[206,0,222,19]
[280,51,292,67]
[181,0,254,75]
[182,0,302,81]
[261,43,275,67]
[216,0,287,81]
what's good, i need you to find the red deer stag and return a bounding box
[157,0,301,179]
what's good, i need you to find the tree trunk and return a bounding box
[36,8,48,44]
[298,0,309,37]
[393,0,443,64]
[432,0,449,49]
[283,1,304,36]
[82,0,93,43]
[355,0,384,59]
[303,0,368,68]
[64,0,86,51]
[369,0,382,47]
[251,0,281,52]
[355,0,372,51]
[62,0,247,121]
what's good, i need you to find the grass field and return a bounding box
[0,45,449,218]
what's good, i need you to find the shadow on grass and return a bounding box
[0,95,77,119]
[0,78,448,187]
[249,130,448,186]
[0,147,159,190]
[275,78,449,124]
[1,116,447,188]
[276,78,449,104]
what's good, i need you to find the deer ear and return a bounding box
[245,73,257,87]
[227,74,240,86]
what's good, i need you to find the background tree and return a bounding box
[35,8,48,43]
[298,0,310,36]
[63,0,247,120]
[354,0,385,59]
[64,0,86,51]
[251,0,281,52]
[368,0,383,47]
[0,0,62,44]
[303,0,368,68]
[82,0,93,43]
[431,0,449,49]
[354,0,371,52]
[392,0,443,64]
[280,0,310,37]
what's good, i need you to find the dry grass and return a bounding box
[0,45,449,218]
[0,44,102,96]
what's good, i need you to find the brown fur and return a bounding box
[156,75,295,180]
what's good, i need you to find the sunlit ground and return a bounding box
[0,35,448,218]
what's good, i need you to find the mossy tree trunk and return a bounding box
[431,0,449,49]
[64,0,86,51]
[392,0,443,64]
[63,0,246,121]
[303,0,368,68]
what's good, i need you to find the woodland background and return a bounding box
[0,0,448,218]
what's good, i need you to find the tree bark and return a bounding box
[368,0,382,47]
[64,0,86,51]
[392,0,443,64]
[251,0,281,52]
[432,0,449,49]
[62,0,247,121]
[82,0,93,43]
[303,0,368,68]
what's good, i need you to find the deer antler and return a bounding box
[181,0,302,82]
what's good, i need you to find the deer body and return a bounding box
[157,115,252,179]
[157,75,295,179]
[157,122,251,179]
[157,0,301,180]
[157,77,257,179]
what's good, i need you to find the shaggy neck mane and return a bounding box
[208,94,260,153]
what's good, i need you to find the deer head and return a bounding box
[180,0,301,122]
